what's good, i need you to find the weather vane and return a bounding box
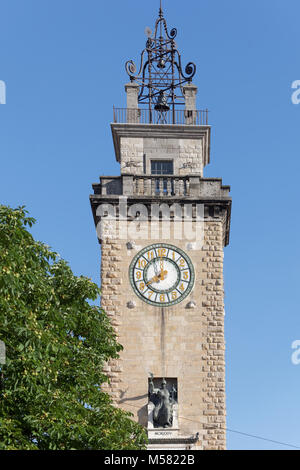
[125,1,196,122]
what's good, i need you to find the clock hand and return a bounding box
[160,248,164,277]
[146,269,168,285]
[146,275,160,286]
[159,270,168,281]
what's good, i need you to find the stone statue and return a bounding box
[148,374,177,428]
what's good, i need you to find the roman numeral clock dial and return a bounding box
[129,244,195,306]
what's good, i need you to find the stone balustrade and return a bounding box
[93,175,230,199]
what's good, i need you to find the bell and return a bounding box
[154,91,170,112]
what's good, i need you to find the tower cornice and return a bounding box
[111,123,211,166]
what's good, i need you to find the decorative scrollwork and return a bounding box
[184,62,196,79]
[124,4,197,113]
[170,27,177,38]
[125,60,136,77]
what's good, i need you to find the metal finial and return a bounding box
[159,0,163,18]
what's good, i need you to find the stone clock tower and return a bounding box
[90,5,231,451]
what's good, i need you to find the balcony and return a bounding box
[113,107,209,125]
[93,175,230,199]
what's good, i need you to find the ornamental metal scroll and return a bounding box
[125,3,196,122]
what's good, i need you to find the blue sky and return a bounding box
[1,0,300,450]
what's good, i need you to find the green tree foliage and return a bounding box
[0,206,147,450]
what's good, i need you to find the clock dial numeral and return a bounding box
[129,244,194,307]
[138,259,147,269]
[170,251,179,262]
[157,248,167,258]
[147,251,154,260]
[178,282,186,292]
[178,258,186,268]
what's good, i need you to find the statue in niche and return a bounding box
[148,373,177,428]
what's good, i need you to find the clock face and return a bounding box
[129,243,195,307]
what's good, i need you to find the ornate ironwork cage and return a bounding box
[125,2,197,124]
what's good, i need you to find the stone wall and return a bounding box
[120,136,203,176]
[100,218,226,450]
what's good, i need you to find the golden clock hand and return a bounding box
[159,270,168,281]
[160,247,164,275]
[146,275,160,286]
[146,269,168,285]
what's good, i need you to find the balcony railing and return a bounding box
[94,175,231,199]
[133,175,190,197]
[98,175,195,197]
[113,107,209,125]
